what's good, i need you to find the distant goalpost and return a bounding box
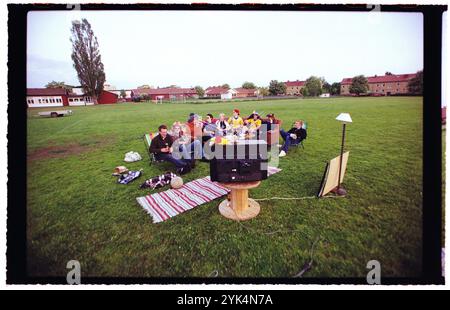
[153,95,187,104]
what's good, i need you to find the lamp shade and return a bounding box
[336,113,352,123]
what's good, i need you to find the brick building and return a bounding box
[284,80,305,96]
[204,86,231,98]
[234,88,257,98]
[340,73,417,96]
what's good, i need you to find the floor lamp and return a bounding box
[334,113,352,196]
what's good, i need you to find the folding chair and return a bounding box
[143,132,165,165]
[291,140,305,149]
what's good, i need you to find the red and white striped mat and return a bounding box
[136,167,281,223]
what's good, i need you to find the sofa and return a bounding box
[261,118,282,146]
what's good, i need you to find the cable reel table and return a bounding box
[218,181,261,221]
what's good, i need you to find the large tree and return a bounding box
[242,81,256,89]
[349,75,369,95]
[322,81,331,94]
[195,86,205,97]
[221,83,230,89]
[257,87,269,97]
[45,81,73,92]
[268,80,286,96]
[330,82,341,95]
[407,70,423,95]
[300,87,309,97]
[70,19,105,104]
[304,76,323,96]
[120,89,127,99]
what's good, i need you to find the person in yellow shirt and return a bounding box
[247,112,262,132]
[244,111,262,139]
[228,109,244,134]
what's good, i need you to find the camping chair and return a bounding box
[291,121,307,149]
[143,132,197,166]
[292,139,305,149]
[143,132,165,165]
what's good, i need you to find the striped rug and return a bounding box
[136,166,282,223]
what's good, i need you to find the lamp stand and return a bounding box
[332,123,347,196]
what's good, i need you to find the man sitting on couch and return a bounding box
[279,120,307,157]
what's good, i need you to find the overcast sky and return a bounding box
[27,10,423,89]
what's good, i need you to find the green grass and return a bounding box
[27,97,423,278]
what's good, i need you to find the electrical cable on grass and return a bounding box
[229,204,310,236]
[229,194,344,235]
[293,237,321,278]
[253,195,344,201]
[208,195,335,278]
[208,270,219,277]
[228,201,325,277]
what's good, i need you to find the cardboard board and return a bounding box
[317,151,350,197]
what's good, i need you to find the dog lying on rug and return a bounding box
[140,172,178,190]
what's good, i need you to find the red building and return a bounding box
[340,73,417,96]
[131,87,198,100]
[97,90,119,104]
[27,88,118,107]
[27,88,70,107]
[234,88,257,98]
[204,86,230,98]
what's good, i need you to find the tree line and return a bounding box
[193,78,341,98]
[262,77,341,97]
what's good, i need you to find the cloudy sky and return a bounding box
[27,10,423,89]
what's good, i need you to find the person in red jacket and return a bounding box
[185,114,204,160]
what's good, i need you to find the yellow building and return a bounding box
[284,80,305,96]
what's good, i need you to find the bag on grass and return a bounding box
[140,172,177,190]
[124,151,142,162]
[117,170,142,185]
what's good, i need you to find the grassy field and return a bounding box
[27,96,423,278]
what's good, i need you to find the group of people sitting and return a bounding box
[149,108,307,174]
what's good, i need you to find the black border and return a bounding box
[7,3,447,285]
